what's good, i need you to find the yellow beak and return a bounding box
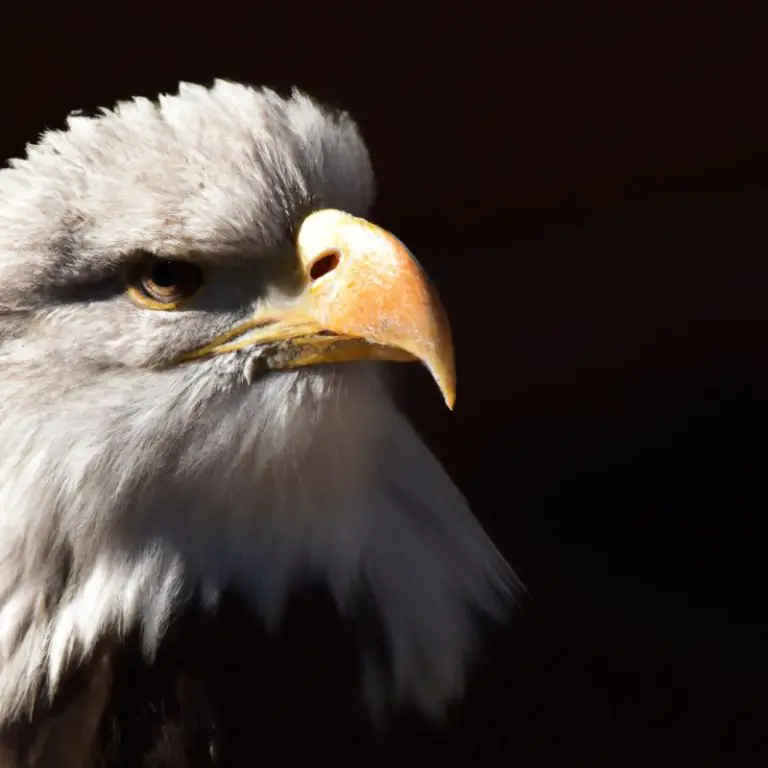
[179,209,456,409]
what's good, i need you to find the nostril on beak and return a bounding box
[308,250,341,282]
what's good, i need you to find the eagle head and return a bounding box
[0,80,516,725]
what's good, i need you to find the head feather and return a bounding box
[0,81,517,725]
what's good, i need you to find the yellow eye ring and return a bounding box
[126,255,204,310]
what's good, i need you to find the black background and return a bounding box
[2,2,766,764]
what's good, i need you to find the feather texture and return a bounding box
[0,81,518,745]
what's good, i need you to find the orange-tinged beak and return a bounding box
[178,209,456,409]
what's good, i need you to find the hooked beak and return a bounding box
[178,209,456,409]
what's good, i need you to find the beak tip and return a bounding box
[433,370,456,411]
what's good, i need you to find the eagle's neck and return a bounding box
[0,364,514,727]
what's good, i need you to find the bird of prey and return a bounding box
[0,80,516,765]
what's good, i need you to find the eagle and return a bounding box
[0,81,516,765]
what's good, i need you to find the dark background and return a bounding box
[2,2,766,765]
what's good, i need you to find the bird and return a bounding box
[0,80,517,766]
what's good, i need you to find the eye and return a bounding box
[127,256,204,310]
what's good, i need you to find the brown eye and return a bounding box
[127,256,204,310]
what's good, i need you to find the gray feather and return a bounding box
[0,80,518,725]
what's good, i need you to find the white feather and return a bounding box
[0,80,518,726]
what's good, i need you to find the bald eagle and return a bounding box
[0,81,517,765]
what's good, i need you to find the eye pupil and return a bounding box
[151,260,178,288]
